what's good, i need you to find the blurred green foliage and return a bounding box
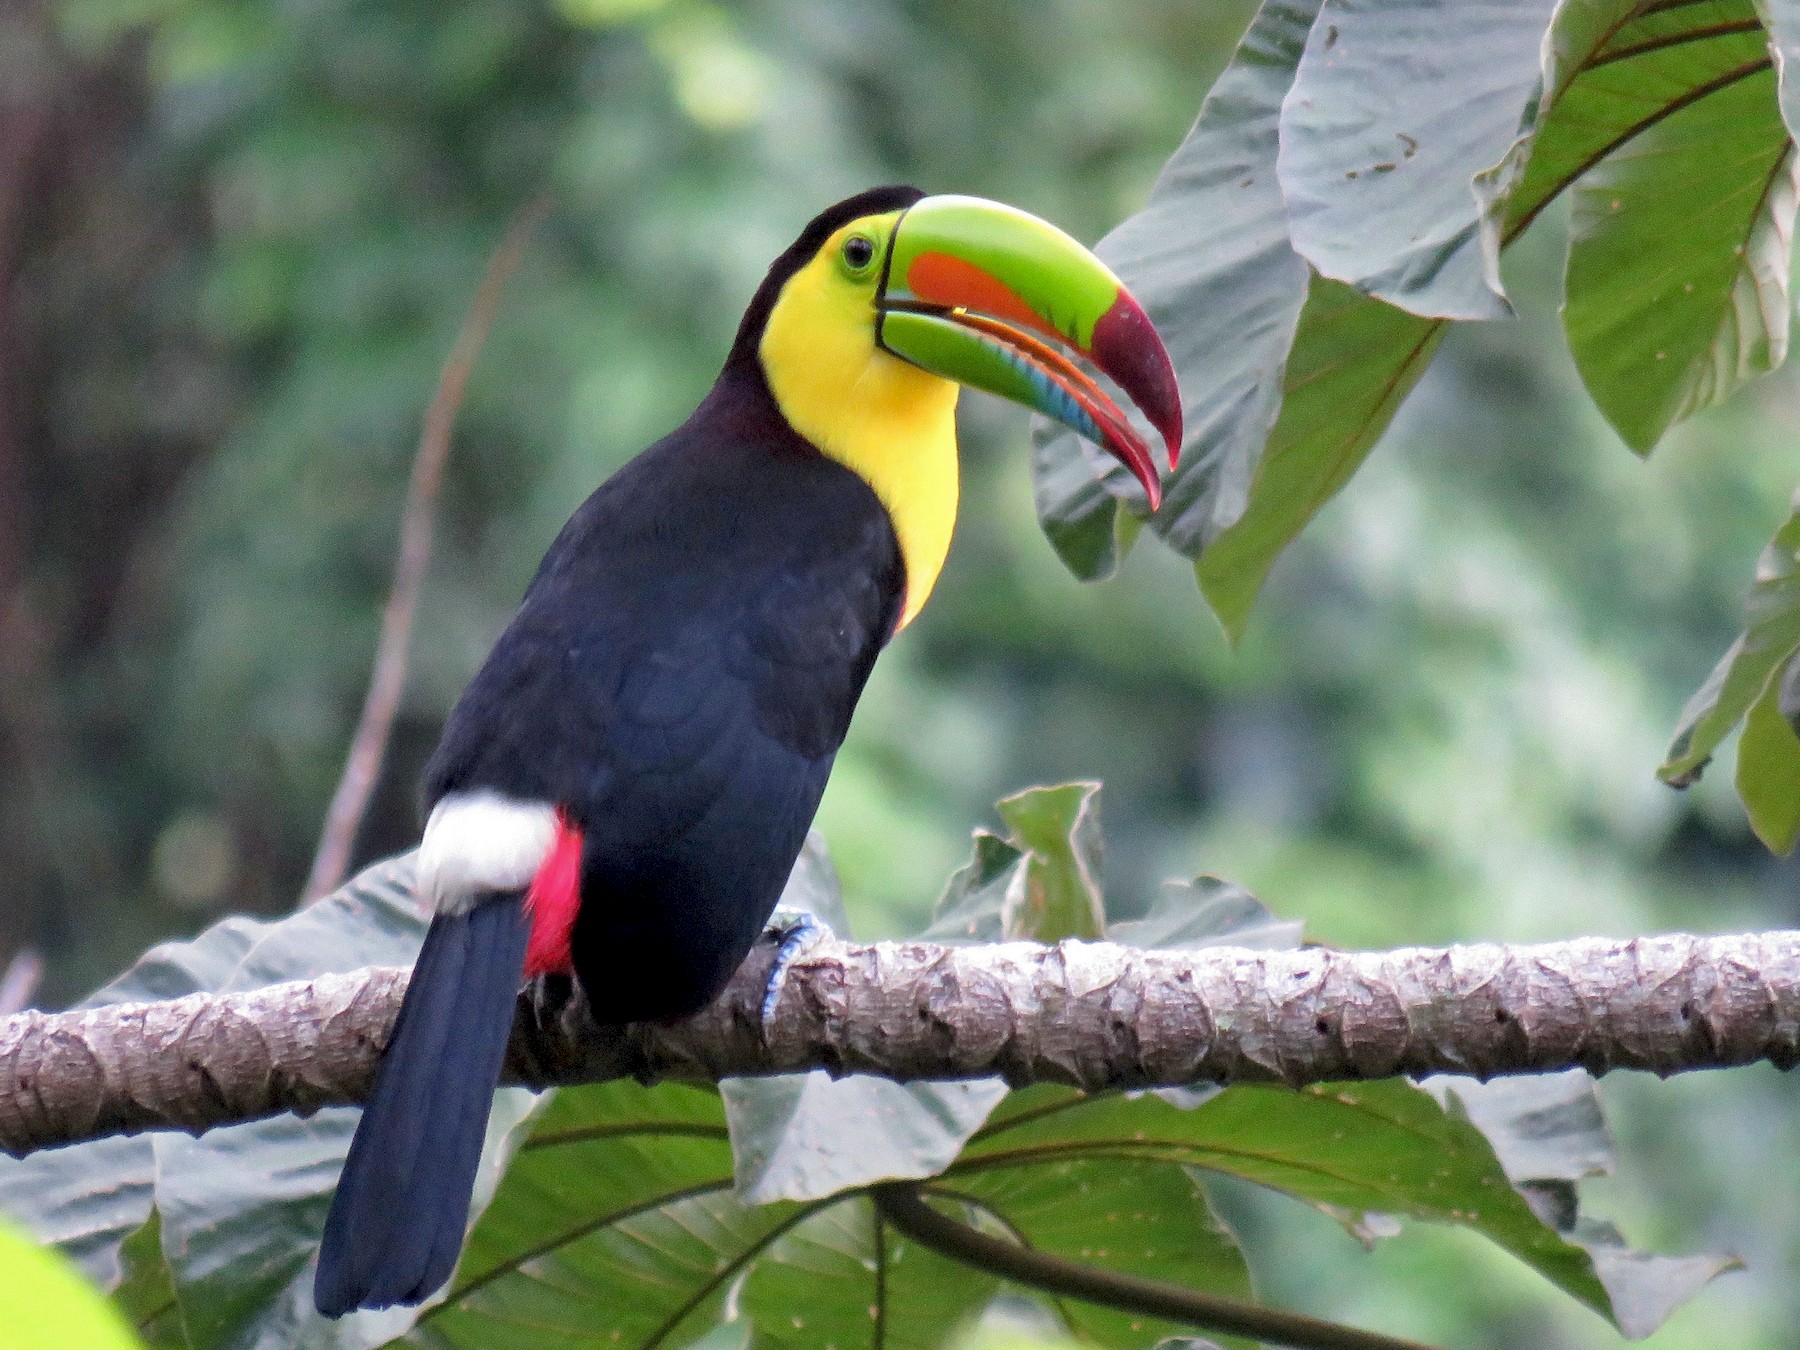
[4,0,1800,1345]
[0,1218,143,1349]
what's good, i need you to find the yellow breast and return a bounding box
[758,221,961,631]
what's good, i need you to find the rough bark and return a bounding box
[2,927,1797,1157]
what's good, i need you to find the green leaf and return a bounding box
[413,1079,781,1348]
[1735,666,1800,851]
[943,1160,1256,1350]
[1029,432,1144,582]
[1661,492,1800,785]
[924,830,1025,944]
[1507,1,1771,236]
[1194,277,1445,639]
[1429,1072,1739,1336]
[0,1217,146,1350]
[958,1080,1615,1324]
[994,782,1107,941]
[1562,8,1793,453]
[1275,0,1559,319]
[159,1095,542,1349]
[112,1212,185,1349]
[741,1196,999,1349]
[0,856,439,1348]
[1028,0,1317,578]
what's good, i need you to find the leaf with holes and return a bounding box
[1276,0,1560,320]
[1027,0,1318,582]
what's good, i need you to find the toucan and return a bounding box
[313,185,1182,1316]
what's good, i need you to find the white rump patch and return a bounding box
[417,791,559,915]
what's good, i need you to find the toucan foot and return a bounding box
[760,911,823,1027]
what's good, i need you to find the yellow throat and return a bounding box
[758,217,961,631]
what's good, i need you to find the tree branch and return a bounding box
[2,926,1797,1157]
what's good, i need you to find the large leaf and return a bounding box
[1735,672,1800,851]
[740,1196,1000,1350]
[1193,278,1444,638]
[1191,0,1750,636]
[1028,0,1317,579]
[1660,491,1800,784]
[956,1080,1616,1325]
[725,1074,1008,1206]
[1275,0,1559,320]
[1506,0,1772,232]
[113,1210,187,1349]
[944,1159,1256,1350]
[1429,1073,1740,1339]
[1041,0,1800,642]
[1562,10,1794,452]
[407,1080,795,1349]
[0,856,444,1350]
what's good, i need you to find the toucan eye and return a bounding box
[842,235,876,272]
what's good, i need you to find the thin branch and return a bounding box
[3,923,1799,1157]
[872,1182,1434,1350]
[301,196,553,902]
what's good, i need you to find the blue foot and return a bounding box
[760,912,822,1026]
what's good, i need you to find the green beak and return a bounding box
[875,194,1182,510]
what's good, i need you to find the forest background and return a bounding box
[3,0,1799,1345]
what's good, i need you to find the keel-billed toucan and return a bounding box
[313,185,1182,1316]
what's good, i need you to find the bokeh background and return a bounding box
[3,0,1799,1345]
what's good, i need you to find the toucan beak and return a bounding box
[875,194,1181,511]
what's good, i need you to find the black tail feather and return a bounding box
[314,895,530,1316]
